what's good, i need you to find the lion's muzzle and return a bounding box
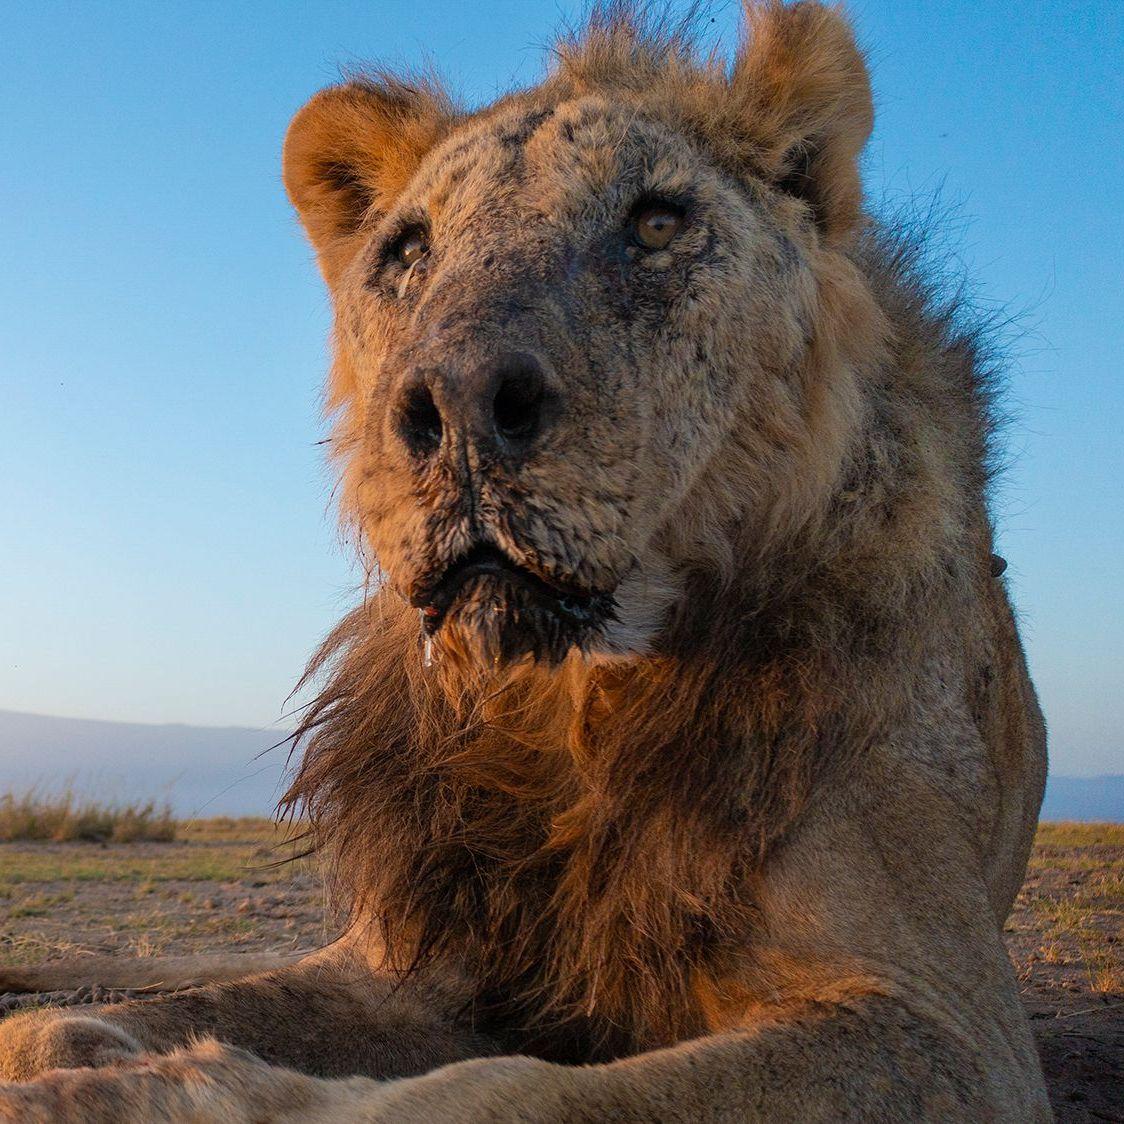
[412,542,617,666]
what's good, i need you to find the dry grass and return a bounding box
[0,815,325,969]
[1011,821,1122,1015]
[1034,821,1124,849]
[0,790,176,844]
[176,817,280,844]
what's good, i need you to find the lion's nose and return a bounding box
[395,352,553,460]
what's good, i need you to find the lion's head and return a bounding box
[283,2,879,670]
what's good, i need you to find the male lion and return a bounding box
[0,3,1050,1120]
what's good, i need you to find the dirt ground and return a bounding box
[1005,824,1122,1121]
[1,819,1120,1121]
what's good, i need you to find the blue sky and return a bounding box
[0,2,1120,775]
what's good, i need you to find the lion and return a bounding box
[0,3,1050,1120]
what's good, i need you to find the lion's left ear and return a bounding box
[729,2,873,243]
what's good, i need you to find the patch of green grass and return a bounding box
[0,790,176,843]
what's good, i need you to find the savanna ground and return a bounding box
[0,817,1120,1121]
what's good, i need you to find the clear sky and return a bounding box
[1,2,1120,775]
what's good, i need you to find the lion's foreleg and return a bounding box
[330,992,1051,1122]
[0,945,497,1083]
[0,993,1052,1122]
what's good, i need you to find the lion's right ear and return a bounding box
[283,79,451,286]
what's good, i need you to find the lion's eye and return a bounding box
[632,204,683,250]
[394,229,429,267]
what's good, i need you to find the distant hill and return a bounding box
[1041,774,1124,823]
[0,709,1119,822]
[0,709,290,818]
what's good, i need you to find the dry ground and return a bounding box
[1,820,1120,1121]
[1006,823,1122,1121]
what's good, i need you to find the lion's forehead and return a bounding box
[405,96,722,232]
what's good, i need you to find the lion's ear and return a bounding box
[283,79,451,285]
[730,2,873,243]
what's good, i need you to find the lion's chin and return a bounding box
[412,542,617,669]
[432,575,609,668]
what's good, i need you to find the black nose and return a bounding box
[397,375,444,458]
[489,355,547,449]
[395,353,552,460]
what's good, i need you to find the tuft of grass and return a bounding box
[0,790,177,844]
[1088,963,1123,994]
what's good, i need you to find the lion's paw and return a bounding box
[0,1011,142,1081]
[0,1038,331,1124]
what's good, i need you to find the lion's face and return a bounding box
[334,100,818,665]
[285,9,874,667]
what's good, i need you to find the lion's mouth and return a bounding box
[410,543,616,664]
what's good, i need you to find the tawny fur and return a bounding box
[0,4,1050,1120]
